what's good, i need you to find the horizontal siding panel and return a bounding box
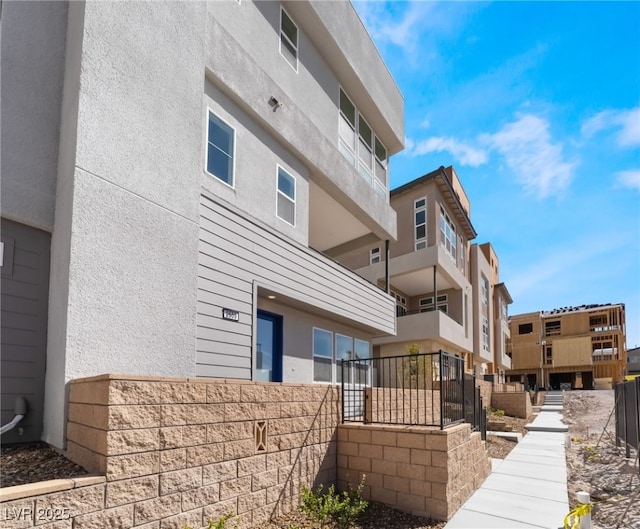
[1,328,38,347]
[0,311,40,331]
[197,312,252,331]
[13,247,41,269]
[197,282,252,307]
[0,344,39,362]
[196,351,249,368]
[196,339,249,358]
[196,364,251,380]
[197,327,252,347]
[197,276,253,304]
[1,360,40,378]
[0,295,40,316]
[200,214,393,330]
[0,280,41,300]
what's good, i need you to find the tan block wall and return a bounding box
[336,423,491,521]
[477,380,492,406]
[490,392,532,419]
[1,375,339,529]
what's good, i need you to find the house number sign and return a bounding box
[222,308,240,321]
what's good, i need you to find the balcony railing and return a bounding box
[340,351,486,437]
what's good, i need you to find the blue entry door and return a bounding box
[256,310,283,382]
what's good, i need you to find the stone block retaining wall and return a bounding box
[490,392,532,419]
[337,423,491,521]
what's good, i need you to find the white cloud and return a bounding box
[615,170,640,191]
[411,137,488,167]
[581,107,640,147]
[483,114,577,198]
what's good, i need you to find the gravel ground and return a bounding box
[563,390,640,529]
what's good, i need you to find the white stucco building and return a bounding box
[1,0,404,448]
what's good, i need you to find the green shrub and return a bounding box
[300,475,368,528]
[184,513,235,529]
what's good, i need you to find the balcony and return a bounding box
[375,308,472,353]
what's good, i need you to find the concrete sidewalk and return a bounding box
[445,392,569,528]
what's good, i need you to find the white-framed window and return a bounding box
[338,88,388,196]
[482,317,490,351]
[335,334,353,383]
[206,111,235,187]
[419,294,447,314]
[353,338,371,386]
[313,328,333,383]
[501,299,508,321]
[439,206,456,261]
[481,276,489,306]
[280,8,298,71]
[459,236,466,274]
[414,197,427,250]
[392,290,407,317]
[369,247,381,264]
[276,166,296,226]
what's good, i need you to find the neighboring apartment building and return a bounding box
[507,303,628,389]
[470,243,513,381]
[336,166,512,374]
[626,346,640,376]
[1,0,403,448]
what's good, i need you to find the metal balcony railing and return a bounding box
[340,350,486,438]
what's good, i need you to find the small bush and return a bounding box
[184,513,235,529]
[488,407,505,417]
[300,475,368,528]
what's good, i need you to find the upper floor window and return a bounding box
[370,247,380,264]
[481,276,489,306]
[501,300,508,321]
[392,291,407,317]
[276,166,296,226]
[280,8,298,71]
[415,197,427,250]
[545,320,561,337]
[459,236,466,274]
[439,206,456,261]
[206,111,235,187]
[419,294,447,314]
[482,317,490,351]
[518,322,533,334]
[338,88,387,196]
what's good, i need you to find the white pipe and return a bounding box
[0,414,25,435]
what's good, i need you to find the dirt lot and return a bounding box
[563,390,640,529]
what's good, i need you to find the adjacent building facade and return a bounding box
[507,303,628,389]
[1,0,403,448]
[336,166,512,376]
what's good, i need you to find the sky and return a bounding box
[353,1,640,349]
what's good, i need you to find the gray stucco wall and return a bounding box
[1,1,68,230]
[43,1,206,447]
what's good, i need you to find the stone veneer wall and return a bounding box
[490,392,532,419]
[476,380,492,408]
[0,375,339,529]
[337,423,491,521]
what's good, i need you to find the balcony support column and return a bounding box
[385,239,390,294]
[433,265,437,311]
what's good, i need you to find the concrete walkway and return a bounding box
[445,392,570,528]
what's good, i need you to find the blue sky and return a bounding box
[354,1,640,349]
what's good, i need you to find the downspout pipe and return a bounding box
[0,396,27,435]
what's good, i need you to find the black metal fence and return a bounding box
[341,350,486,438]
[615,377,640,460]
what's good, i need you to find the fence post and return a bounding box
[623,381,630,459]
[340,359,345,423]
[576,491,592,529]
[439,350,444,429]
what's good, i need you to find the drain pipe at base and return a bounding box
[0,396,27,435]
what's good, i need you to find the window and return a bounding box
[545,346,553,365]
[338,88,388,195]
[460,236,466,274]
[369,247,380,264]
[276,167,295,226]
[313,328,333,383]
[335,334,353,383]
[482,317,490,351]
[439,206,456,261]
[280,8,298,70]
[518,322,533,335]
[392,291,407,317]
[481,276,489,306]
[206,111,234,186]
[501,300,508,321]
[544,320,561,337]
[415,197,427,250]
[419,294,447,314]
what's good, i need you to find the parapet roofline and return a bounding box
[391,166,477,240]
